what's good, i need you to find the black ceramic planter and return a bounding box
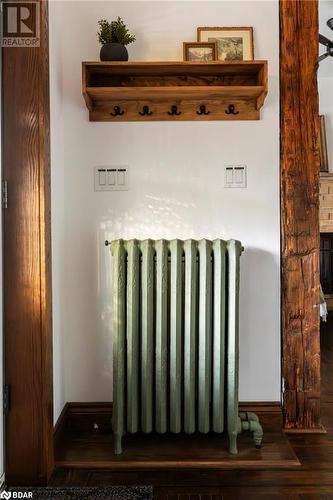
[100,43,128,61]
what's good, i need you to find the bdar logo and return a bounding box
[0,491,11,499]
[0,492,32,499]
[2,2,40,47]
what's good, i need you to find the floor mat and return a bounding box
[7,486,153,500]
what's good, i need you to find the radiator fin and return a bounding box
[212,239,227,432]
[155,239,168,433]
[198,240,213,433]
[141,240,154,433]
[112,240,126,439]
[184,240,198,434]
[227,240,241,442]
[126,240,140,433]
[169,240,183,433]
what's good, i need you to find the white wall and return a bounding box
[319,0,333,171]
[50,0,280,423]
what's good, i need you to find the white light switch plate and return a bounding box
[94,165,130,191]
[224,165,247,188]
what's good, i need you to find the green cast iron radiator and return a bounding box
[109,239,263,455]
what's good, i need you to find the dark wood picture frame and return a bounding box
[183,42,217,62]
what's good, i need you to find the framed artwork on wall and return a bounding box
[197,27,254,61]
[183,41,217,62]
[320,115,329,173]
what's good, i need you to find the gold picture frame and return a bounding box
[183,41,217,62]
[197,26,254,61]
[320,115,329,173]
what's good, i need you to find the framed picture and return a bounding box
[197,27,254,61]
[183,42,217,62]
[320,115,329,172]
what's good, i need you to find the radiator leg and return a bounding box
[114,434,123,455]
[240,412,263,449]
[228,432,238,455]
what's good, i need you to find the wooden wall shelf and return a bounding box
[82,61,268,122]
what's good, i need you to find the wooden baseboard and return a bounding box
[239,401,281,413]
[54,403,69,447]
[55,402,113,433]
[283,425,327,435]
[54,401,282,435]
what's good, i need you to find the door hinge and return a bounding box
[2,180,8,209]
[3,384,10,415]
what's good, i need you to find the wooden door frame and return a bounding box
[2,0,54,485]
[1,0,322,486]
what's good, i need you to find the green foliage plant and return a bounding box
[97,17,136,46]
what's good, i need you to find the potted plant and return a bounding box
[97,17,136,61]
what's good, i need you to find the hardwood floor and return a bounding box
[50,318,333,498]
[54,420,299,470]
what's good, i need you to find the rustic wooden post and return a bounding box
[280,0,322,430]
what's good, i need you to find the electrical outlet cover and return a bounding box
[94,165,130,191]
[224,165,247,188]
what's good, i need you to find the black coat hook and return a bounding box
[197,104,210,116]
[168,105,181,116]
[139,105,153,116]
[225,104,239,115]
[110,105,125,116]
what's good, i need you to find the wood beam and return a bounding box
[3,0,54,484]
[280,0,321,429]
